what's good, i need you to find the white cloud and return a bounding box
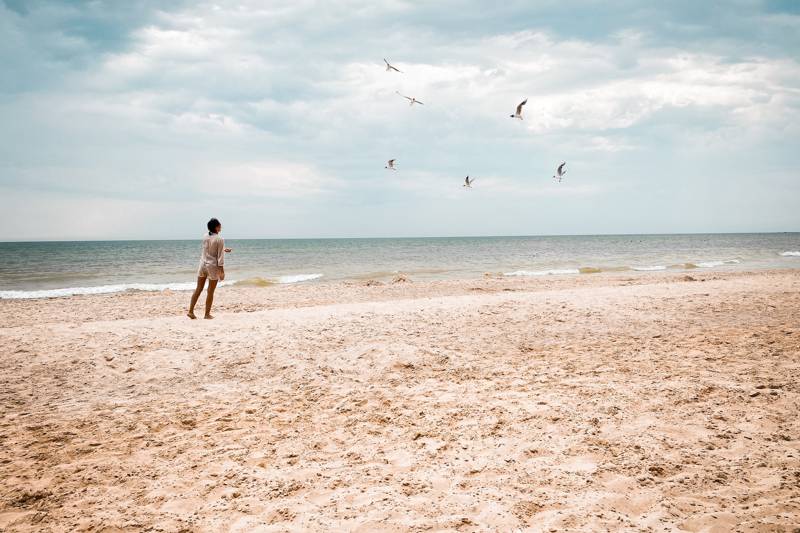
[200,161,342,198]
[1,0,799,238]
[64,5,800,143]
[586,136,636,153]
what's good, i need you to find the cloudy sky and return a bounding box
[1,0,799,240]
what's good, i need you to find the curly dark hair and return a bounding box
[207,218,221,234]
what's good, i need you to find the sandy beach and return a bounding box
[1,269,798,531]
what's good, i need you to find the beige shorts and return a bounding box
[198,263,222,281]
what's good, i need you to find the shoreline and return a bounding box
[1,269,798,530]
[2,263,798,298]
[0,268,797,327]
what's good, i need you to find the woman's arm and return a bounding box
[216,238,226,267]
[217,239,226,280]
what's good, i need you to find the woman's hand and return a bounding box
[224,248,232,253]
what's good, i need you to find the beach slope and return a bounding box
[1,271,798,531]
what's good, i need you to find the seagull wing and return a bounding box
[557,162,566,175]
[516,99,528,115]
[415,100,424,105]
[384,59,402,72]
[396,91,412,101]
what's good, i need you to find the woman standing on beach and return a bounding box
[188,218,231,320]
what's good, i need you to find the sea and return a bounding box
[1,233,798,299]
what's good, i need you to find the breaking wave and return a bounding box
[632,265,667,271]
[233,277,274,287]
[694,259,741,268]
[780,251,800,257]
[276,273,323,284]
[235,274,323,286]
[502,259,745,279]
[1,272,324,299]
[0,280,235,300]
[504,269,580,277]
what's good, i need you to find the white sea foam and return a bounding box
[504,269,580,277]
[780,251,800,257]
[276,273,323,284]
[695,259,741,268]
[632,265,667,271]
[0,280,235,300]
[0,273,323,299]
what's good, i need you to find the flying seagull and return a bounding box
[385,159,397,170]
[383,58,402,73]
[553,161,567,182]
[396,91,424,106]
[510,99,527,119]
[463,175,475,188]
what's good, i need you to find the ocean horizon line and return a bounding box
[2,230,799,244]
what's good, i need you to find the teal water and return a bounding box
[1,233,799,298]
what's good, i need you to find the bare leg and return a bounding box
[188,277,206,319]
[204,279,219,319]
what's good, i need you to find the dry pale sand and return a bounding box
[1,270,799,532]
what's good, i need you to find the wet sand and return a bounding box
[1,270,799,531]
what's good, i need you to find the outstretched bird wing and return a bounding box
[384,58,402,72]
[516,99,528,115]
